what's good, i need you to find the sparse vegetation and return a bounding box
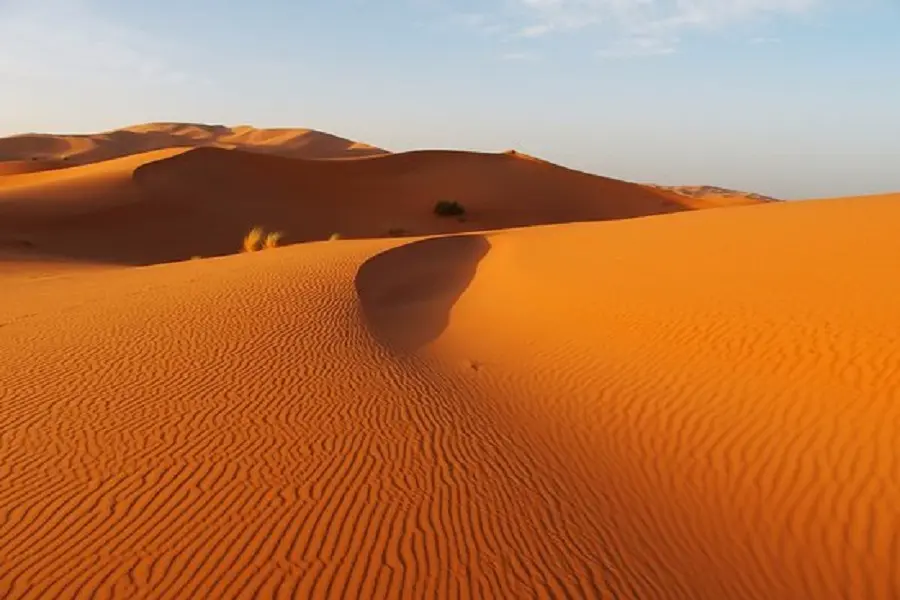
[242,227,285,252]
[264,231,283,250]
[434,200,466,217]
[242,227,264,252]
[329,233,342,241]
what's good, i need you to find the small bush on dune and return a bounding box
[329,232,342,241]
[243,227,264,253]
[264,231,283,250]
[434,200,465,217]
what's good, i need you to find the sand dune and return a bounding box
[649,184,780,206]
[0,122,387,166]
[0,193,897,598]
[0,146,698,268]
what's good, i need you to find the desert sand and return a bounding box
[0,124,898,599]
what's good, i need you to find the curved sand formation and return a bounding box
[0,122,387,166]
[0,146,695,267]
[1,193,898,598]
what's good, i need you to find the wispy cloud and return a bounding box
[596,36,678,59]
[0,0,190,85]
[453,0,820,57]
[498,51,541,62]
[749,36,783,44]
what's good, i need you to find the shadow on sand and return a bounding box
[354,235,490,354]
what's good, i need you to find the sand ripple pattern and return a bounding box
[434,197,900,600]
[2,240,619,599]
[2,195,899,599]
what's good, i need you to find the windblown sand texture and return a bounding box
[0,123,897,598]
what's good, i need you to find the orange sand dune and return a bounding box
[0,146,698,268]
[0,122,387,165]
[1,194,897,598]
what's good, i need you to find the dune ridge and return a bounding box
[0,123,789,207]
[1,194,897,598]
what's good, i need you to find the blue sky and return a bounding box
[1,0,898,198]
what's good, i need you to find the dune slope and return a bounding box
[0,146,694,267]
[1,194,897,598]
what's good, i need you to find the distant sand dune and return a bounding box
[648,184,780,206]
[0,195,897,598]
[0,146,696,268]
[0,122,387,166]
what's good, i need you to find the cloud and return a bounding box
[454,0,820,56]
[749,36,783,44]
[596,36,678,59]
[514,0,817,30]
[0,0,189,86]
[498,51,541,61]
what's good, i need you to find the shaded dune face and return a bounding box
[0,147,689,268]
[355,235,490,354]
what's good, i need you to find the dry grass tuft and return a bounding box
[329,233,342,241]
[264,231,283,250]
[243,227,264,253]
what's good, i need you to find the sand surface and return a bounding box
[1,192,898,598]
